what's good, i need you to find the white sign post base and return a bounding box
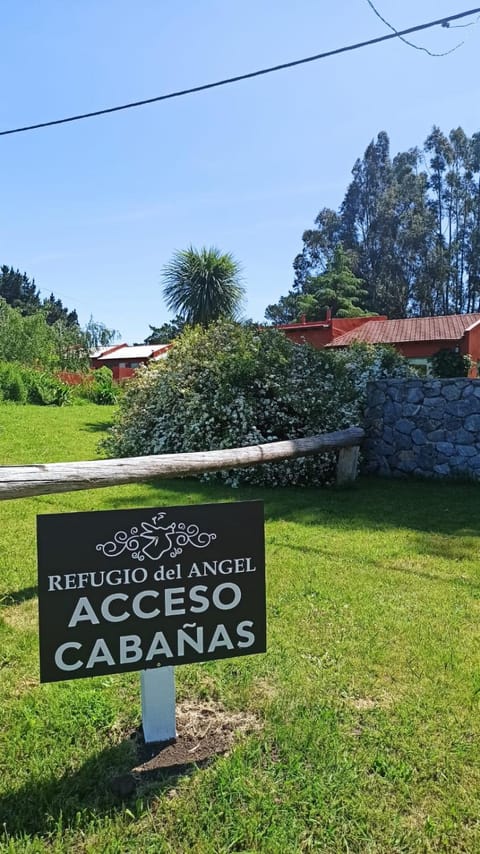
[141,666,176,743]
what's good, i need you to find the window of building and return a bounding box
[407,357,431,376]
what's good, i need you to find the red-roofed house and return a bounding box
[277,310,387,349]
[278,312,480,376]
[90,343,172,381]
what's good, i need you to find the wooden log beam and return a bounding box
[0,427,365,500]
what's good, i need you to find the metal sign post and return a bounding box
[141,666,176,743]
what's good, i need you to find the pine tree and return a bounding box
[0,266,41,315]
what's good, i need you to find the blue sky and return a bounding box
[1,1,479,343]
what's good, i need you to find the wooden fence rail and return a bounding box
[0,427,365,501]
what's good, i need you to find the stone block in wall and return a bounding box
[411,429,427,445]
[451,447,478,464]
[363,439,388,461]
[403,404,422,417]
[363,378,480,482]
[425,429,446,442]
[384,401,403,419]
[384,425,394,444]
[415,446,436,468]
[441,384,462,401]
[424,382,442,397]
[389,385,403,402]
[426,408,445,422]
[446,418,462,431]
[369,389,386,406]
[397,450,416,472]
[393,433,414,451]
[464,414,480,431]
[376,440,395,456]
[365,417,384,437]
[396,418,415,435]
[415,467,436,478]
[446,399,480,418]
[423,396,443,408]
[450,461,472,474]
[436,442,455,457]
[433,463,450,476]
[450,428,474,445]
[406,386,424,404]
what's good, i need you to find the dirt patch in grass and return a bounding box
[345,692,395,711]
[136,699,261,771]
[349,697,382,711]
[2,598,37,631]
[110,700,261,796]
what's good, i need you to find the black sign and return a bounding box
[37,501,265,683]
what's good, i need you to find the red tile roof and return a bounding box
[278,320,331,330]
[326,314,480,347]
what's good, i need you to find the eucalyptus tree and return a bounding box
[270,126,480,323]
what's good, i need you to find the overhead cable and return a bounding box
[1,6,479,138]
[364,0,464,55]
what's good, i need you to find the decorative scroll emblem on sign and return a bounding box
[96,513,217,562]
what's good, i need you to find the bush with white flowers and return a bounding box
[104,321,411,486]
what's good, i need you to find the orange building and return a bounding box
[278,311,480,376]
[90,343,171,381]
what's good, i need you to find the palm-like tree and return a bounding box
[161,246,244,327]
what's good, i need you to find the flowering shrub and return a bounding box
[104,321,411,486]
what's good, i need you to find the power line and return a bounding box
[364,0,464,55]
[1,6,479,138]
[445,14,480,26]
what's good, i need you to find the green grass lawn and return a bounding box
[0,404,480,852]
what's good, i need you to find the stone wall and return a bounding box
[363,378,480,479]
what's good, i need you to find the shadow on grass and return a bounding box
[0,734,201,839]
[81,421,114,433]
[413,531,480,562]
[271,536,480,590]
[102,475,480,538]
[0,586,37,606]
[381,561,480,592]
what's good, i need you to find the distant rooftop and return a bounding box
[325,313,480,347]
[96,344,170,361]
